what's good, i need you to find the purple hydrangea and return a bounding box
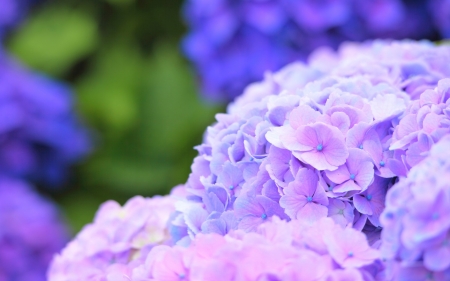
[380,136,450,280]
[0,0,39,40]
[0,178,68,281]
[182,0,450,101]
[132,217,383,280]
[48,186,185,281]
[48,39,450,281]
[389,78,450,176]
[0,50,90,186]
[170,41,450,246]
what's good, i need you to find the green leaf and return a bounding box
[76,42,145,138]
[7,6,98,75]
[77,43,222,196]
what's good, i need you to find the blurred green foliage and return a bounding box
[8,6,98,75]
[6,0,223,232]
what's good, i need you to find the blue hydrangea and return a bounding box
[0,50,90,186]
[0,178,69,281]
[0,0,40,40]
[182,0,450,102]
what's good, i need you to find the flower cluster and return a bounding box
[169,41,450,246]
[48,186,184,281]
[133,217,383,281]
[380,136,450,280]
[48,40,450,281]
[0,50,90,186]
[0,178,68,281]
[182,0,450,101]
[389,78,450,176]
[308,40,450,100]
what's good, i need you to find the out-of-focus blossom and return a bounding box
[48,186,185,281]
[170,41,450,245]
[0,50,90,186]
[0,178,68,281]
[0,0,39,40]
[182,0,449,101]
[133,217,383,281]
[380,136,450,280]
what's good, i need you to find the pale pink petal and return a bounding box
[422,113,444,134]
[325,165,351,184]
[333,180,361,193]
[289,105,321,129]
[293,168,319,196]
[313,180,329,206]
[323,138,349,167]
[330,111,351,134]
[280,193,307,219]
[296,203,328,222]
[354,161,374,191]
[295,150,337,171]
[295,125,319,151]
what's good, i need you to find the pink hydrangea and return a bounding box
[133,217,383,281]
[48,186,185,281]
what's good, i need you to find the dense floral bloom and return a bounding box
[380,136,450,280]
[389,78,450,176]
[48,40,450,281]
[0,178,68,281]
[182,0,450,101]
[48,186,184,281]
[133,217,383,280]
[0,50,90,186]
[170,41,450,245]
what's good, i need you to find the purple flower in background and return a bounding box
[0,178,68,281]
[182,0,449,101]
[0,0,40,40]
[380,136,450,278]
[0,50,90,186]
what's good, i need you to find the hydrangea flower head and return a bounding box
[0,50,90,186]
[48,186,184,281]
[182,0,450,101]
[0,178,68,281]
[380,136,450,279]
[171,41,450,245]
